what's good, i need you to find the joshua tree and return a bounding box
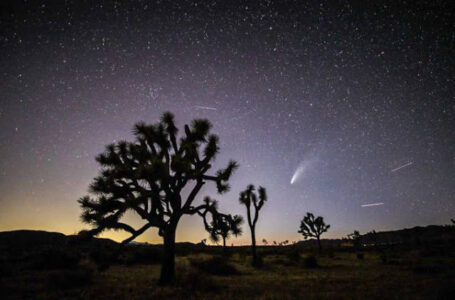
[78,112,238,285]
[262,238,268,246]
[347,230,362,250]
[365,230,378,248]
[239,184,267,266]
[203,207,243,250]
[298,212,330,253]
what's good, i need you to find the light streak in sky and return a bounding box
[361,202,384,207]
[194,105,217,111]
[391,161,414,172]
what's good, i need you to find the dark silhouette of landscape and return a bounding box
[1,225,454,299]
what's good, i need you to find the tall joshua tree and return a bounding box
[201,204,243,249]
[298,212,330,253]
[78,112,238,285]
[239,184,267,266]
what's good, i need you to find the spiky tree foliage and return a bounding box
[200,198,243,249]
[262,238,268,246]
[239,184,267,266]
[298,212,330,253]
[78,112,238,285]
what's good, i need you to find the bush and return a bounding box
[302,255,318,268]
[190,256,239,276]
[33,248,80,270]
[176,263,220,294]
[119,245,161,265]
[286,248,301,262]
[48,267,93,289]
[356,253,364,260]
[247,255,264,268]
[89,248,118,271]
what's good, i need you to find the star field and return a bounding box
[0,0,454,244]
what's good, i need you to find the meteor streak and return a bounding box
[194,105,217,111]
[361,202,384,207]
[391,161,413,172]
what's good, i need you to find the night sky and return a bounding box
[1,0,454,245]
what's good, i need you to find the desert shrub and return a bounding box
[380,251,401,265]
[33,248,80,270]
[302,255,318,268]
[412,263,446,274]
[48,267,93,289]
[247,255,263,268]
[176,263,220,294]
[89,248,118,271]
[119,245,161,265]
[190,256,239,276]
[356,253,364,260]
[286,248,301,262]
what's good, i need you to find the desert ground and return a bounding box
[1,230,454,300]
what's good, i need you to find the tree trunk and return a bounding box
[223,236,226,249]
[317,236,322,253]
[251,226,257,266]
[159,225,177,285]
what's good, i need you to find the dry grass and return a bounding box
[2,251,455,299]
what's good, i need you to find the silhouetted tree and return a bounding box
[451,219,455,225]
[366,230,378,249]
[298,212,330,253]
[203,208,243,250]
[78,112,238,285]
[239,185,267,266]
[262,238,268,246]
[347,230,362,250]
[273,241,277,245]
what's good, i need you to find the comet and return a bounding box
[391,161,414,172]
[361,202,384,207]
[290,157,316,184]
[290,164,306,184]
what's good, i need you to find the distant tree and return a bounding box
[262,238,268,246]
[451,219,455,225]
[239,184,267,266]
[347,230,362,250]
[273,241,277,245]
[366,230,378,248]
[202,206,243,250]
[200,238,207,246]
[78,112,238,285]
[298,213,330,253]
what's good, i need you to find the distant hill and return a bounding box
[295,225,455,249]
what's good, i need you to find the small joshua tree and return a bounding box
[239,185,267,266]
[262,238,268,246]
[347,230,362,251]
[298,212,330,253]
[201,203,243,250]
[78,112,238,285]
